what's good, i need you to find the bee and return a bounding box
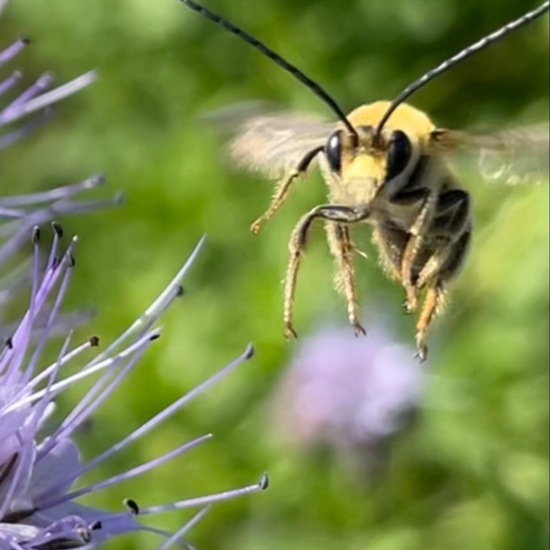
[180,0,549,360]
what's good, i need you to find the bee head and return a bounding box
[324,102,438,199]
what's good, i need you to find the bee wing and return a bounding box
[435,123,549,186]
[206,103,334,180]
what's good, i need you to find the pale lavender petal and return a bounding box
[0,71,23,96]
[0,71,97,127]
[0,39,29,66]
[0,228,265,548]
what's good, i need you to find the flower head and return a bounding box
[0,9,268,547]
[0,230,267,549]
[0,28,95,146]
[0,19,121,300]
[273,319,425,475]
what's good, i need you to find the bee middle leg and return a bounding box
[250,145,324,235]
[400,192,439,313]
[284,204,370,338]
[325,223,366,335]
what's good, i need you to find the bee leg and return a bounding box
[432,190,471,236]
[284,204,370,338]
[417,190,471,288]
[250,145,324,235]
[325,223,366,336]
[414,230,472,360]
[416,237,470,290]
[418,192,472,289]
[400,193,438,313]
[413,254,451,359]
[415,284,446,362]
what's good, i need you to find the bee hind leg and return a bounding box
[403,188,470,314]
[325,223,366,336]
[414,229,472,360]
[415,284,447,362]
[250,146,324,235]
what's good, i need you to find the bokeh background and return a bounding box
[2,0,549,548]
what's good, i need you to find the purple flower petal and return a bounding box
[0,231,267,549]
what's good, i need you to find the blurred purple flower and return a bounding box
[0,232,267,549]
[273,320,425,474]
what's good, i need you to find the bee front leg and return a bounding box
[325,223,366,336]
[284,204,370,339]
[251,145,324,235]
[400,192,438,312]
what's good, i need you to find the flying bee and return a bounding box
[181,0,549,360]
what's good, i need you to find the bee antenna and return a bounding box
[375,1,550,138]
[180,0,358,141]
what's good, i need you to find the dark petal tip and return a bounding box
[244,343,255,360]
[92,174,107,186]
[90,520,102,531]
[176,285,185,297]
[114,191,126,206]
[32,226,40,244]
[5,337,13,349]
[77,527,92,543]
[149,333,161,341]
[89,336,100,347]
[68,254,76,268]
[19,36,31,45]
[123,498,140,515]
[259,472,269,490]
[51,221,63,238]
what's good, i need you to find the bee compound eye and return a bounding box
[325,131,343,174]
[386,130,412,181]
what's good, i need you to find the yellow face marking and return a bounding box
[344,153,386,183]
[329,101,439,203]
[347,101,436,142]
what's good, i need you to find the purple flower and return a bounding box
[273,320,425,475]
[0,15,121,274]
[0,28,95,147]
[0,231,268,549]
[0,9,268,546]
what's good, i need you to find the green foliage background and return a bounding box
[2,0,549,548]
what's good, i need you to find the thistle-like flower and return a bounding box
[0,18,121,275]
[0,230,267,549]
[273,320,425,477]
[0,9,268,547]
